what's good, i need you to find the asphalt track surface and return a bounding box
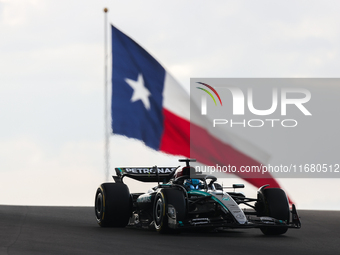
[0,206,339,255]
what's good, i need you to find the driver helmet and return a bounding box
[174,166,194,178]
[184,179,201,190]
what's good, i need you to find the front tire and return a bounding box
[95,183,132,227]
[153,189,186,234]
[258,188,290,235]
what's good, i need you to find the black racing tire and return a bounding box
[259,188,290,235]
[153,188,186,234]
[95,183,132,227]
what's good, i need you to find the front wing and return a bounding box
[168,204,301,230]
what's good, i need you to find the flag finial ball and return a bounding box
[104,8,108,13]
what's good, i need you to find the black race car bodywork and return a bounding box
[95,159,301,235]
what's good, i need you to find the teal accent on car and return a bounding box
[187,190,210,196]
[187,190,228,212]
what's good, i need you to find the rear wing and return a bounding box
[113,166,179,183]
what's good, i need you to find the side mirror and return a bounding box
[223,184,245,190]
[233,184,244,189]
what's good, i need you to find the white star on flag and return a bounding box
[125,73,151,110]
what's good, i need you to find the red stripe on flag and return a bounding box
[159,108,190,156]
[160,108,283,190]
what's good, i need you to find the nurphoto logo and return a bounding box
[197,82,312,128]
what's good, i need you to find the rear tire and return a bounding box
[95,183,132,227]
[153,189,186,234]
[259,188,290,235]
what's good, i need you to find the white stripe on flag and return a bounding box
[162,72,270,164]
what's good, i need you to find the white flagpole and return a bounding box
[104,7,110,181]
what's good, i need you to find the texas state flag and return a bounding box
[111,24,282,190]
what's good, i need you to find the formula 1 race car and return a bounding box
[94,159,301,235]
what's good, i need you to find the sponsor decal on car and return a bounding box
[119,167,175,174]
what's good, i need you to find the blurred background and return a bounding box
[1,0,340,209]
